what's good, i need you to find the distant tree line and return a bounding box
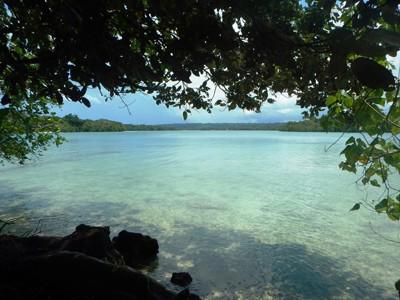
[58,114,357,132]
[59,114,126,132]
[282,116,358,132]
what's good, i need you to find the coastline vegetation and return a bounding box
[58,114,356,133]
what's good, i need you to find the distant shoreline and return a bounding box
[58,114,354,133]
[118,129,339,132]
[62,129,358,133]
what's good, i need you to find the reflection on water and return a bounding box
[0,131,399,299]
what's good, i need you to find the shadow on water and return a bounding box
[152,226,394,299]
[0,180,143,235]
[0,181,395,299]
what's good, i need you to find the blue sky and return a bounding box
[55,90,305,125]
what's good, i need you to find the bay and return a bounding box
[1,131,399,299]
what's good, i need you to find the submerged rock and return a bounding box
[113,230,159,267]
[171,272,193,287]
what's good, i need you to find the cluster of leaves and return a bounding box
[319,0,400,218]
[0,97,63,164]
[0,0,399,219]
[328,88,400,220]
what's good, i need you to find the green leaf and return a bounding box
[1,94,10,105]
[387,210,400,221]
[374,143,385,151]
[183,111,188,120]
[351,57,395,91]
[370,179,380,187]
[375,198,388,213]
[326,96,337,106]
[365,167,376,179]
[368,98,385,106]
[81,97,91,108]
[350,203,361,211]
[343,97,353,108]
[345,136,355,145]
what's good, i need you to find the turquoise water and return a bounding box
[1,131,399,299]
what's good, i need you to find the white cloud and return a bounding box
[276,108,294,114]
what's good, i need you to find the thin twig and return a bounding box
[363,99,400,129]
[324,131,346,152]
[118,95,133,115]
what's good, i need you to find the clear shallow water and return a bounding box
[1,131,399,299]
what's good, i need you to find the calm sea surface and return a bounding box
[1,131,399,299]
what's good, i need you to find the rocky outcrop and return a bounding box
[59,224,124,265]
[2,251,176,300]
[395,279,400,299]
[113,229,159,267]
[0,224,200,300]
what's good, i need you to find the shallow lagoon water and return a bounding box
[1,131,399,299]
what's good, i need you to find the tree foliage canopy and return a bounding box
[0,0,400,219]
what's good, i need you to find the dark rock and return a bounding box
[395,279,400,290]
[395,279,400,298]
[171,272,192,287]
[0,224,180,300]
[113,230,159,267]
[59,224,125,265]
[174,288,201,300]
[1,251,176,300]
[0,225,124,266]
[0,234,63,271]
